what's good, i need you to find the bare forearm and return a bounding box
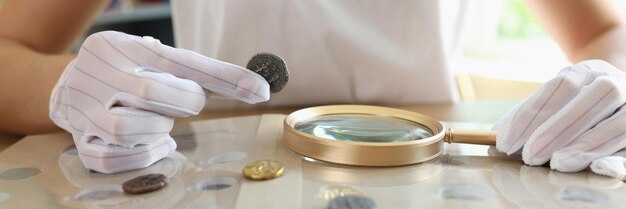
[0,39,74,134]
[0,0,106,135]
[525,0,623,62]
[0,0,108,53]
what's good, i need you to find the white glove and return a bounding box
[50,31,269,174]
[589,149,626,178]
[494,60,626,178]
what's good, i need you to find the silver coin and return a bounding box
[246,53,289,93]
[328,195,377,209]
[0,167,41,180]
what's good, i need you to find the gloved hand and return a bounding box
[49,31,269,174]
[494,60,626,178]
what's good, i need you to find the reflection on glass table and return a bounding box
[0,115,624,209]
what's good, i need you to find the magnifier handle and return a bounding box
[444,129,496,146]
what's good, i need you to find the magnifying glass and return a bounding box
[283,105,497,166]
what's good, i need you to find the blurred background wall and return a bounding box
[80,0,173,49]
[79,0,626,100]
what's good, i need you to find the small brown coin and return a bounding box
[242,160,284,180]
[122,173,167,194]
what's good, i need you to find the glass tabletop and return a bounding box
[0,115,623,209]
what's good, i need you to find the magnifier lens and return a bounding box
[294,114,434,142]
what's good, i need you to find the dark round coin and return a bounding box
[122,173,167,194]
[328,195,377,209]
[246,53,289,93]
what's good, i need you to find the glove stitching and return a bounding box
[74,65,200,113]
[558,112,626,160]
[558,132,626,163]
[51,99,69,111]
[67,104,170,136]
[77,140,171,159]
[109,112,168,118]
[61,89,166,118]
[67,85,169,119]
[510,68,575,145]
[80,45,204,96]
[67,86,106,107]
[123,34,261,78]
[532,87,616,157]
[97,33,207,96]
[125,35,267,100]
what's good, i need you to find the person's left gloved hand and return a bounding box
[494,60,626,178]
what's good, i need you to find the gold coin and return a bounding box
[242,160,284,180]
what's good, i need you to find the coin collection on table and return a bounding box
[242,160,285,180]
[122,173,167,194]
[246,53,289,94]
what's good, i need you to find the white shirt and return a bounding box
[171,0,469,109]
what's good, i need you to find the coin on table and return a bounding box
[242,160,284,180]
[246,53,289,93]
[328,195,377,209]
[122,173,167,194]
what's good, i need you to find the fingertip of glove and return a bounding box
[590,157,626,178]
[495,144,511,156]
[521,148,550,166]
[550,155,586,173]
[495,137,518,156]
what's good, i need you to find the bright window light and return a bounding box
[461,0,571,83]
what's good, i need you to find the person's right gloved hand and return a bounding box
[494,60,626,178]
[49,31,269,174]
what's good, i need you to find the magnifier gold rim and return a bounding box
[283,105,446,166]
